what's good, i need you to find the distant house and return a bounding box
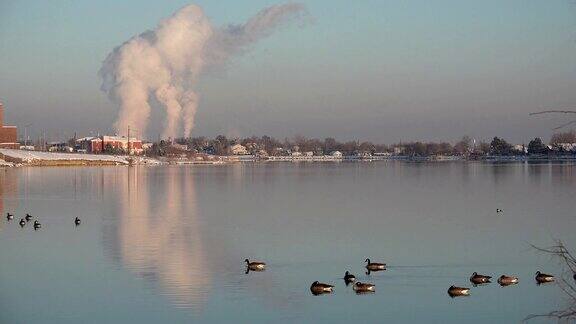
[330,151,343,158]
[272,147,287,156]
[230,144,248,155]
[513,144,527,154]
[171,143,188,151]
[393,146,405,155]
[555,143,576,152]
[48,142,72,152]
[256,149,269,157]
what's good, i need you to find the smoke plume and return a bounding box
[100,3,306,139]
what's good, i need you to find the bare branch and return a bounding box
[530,110,576,116]
[553,120,576,130]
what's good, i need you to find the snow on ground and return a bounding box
[0,158,13,167]
[0,149,127,164]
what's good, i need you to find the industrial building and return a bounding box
[76,135,143,154]
[0,103,18,149]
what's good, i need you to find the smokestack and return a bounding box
[100,3,306,139]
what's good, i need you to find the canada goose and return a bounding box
[496,209,503,213]
[353,282,375,293]
[310,281,334,295]
[6,213,14,221]
[365,258,386,272]
[344,271,356,283]
[33,220,41,229]
[75,217,81,226]
[244,259,266,271]
[25,214,32,221]
[469,272,492,285]
[447,285,470,297]
[535,271,554,284]
[19,219,25,227]
[497,275,519,286]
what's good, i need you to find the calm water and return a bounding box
[0,162,575,323]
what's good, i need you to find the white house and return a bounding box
[513,144,528,154]
[330,151,343,158]
[556,143,576,152]
[230,144,248,155]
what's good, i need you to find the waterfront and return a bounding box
[0,162,575,323]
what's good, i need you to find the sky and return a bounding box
[1,0,576,143]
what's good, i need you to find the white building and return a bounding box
[554,143,576,152]
[393,146,405,155]
[230,144,248,155]
[330,151,343,158]
[513,144,528,154]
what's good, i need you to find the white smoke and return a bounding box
[100,3,306,139]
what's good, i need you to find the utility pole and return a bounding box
[127,125,131,155]
[23,123,32,148]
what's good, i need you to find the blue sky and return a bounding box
[1,0,575,143]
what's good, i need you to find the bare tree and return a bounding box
[530,110,576,130]
[525,240,576,322]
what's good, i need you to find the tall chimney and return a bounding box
[0,103,4,126]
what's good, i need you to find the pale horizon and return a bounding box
[1,0,576,143]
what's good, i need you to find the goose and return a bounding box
[19,219,26,227]
[353,282,375,293]
[244,259,266,271]
[344,271,356,283]
[33,220,41,229]
[6,213,14,221]
[25,214,32,222]
[535,271,555,284]
[74,217,81,226]
[447,285,470,297]
[310,281,334,295]
[497,275,519,286]
[469,272,492,285]
[365,258,386,271]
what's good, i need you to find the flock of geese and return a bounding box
[5,212,81,229]
[5,210,564,298]
[245,258,557,297]
[447,271,555,297]
[246,258,386,295]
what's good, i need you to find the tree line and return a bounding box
[146,131,576,157]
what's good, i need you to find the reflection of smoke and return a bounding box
[115,166,210,310]
[100,3,306,139]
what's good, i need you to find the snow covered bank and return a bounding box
[0,149,129,166]
[0,158,13,167]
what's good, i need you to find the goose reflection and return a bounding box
[114,166,211,311]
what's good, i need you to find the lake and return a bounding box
[1,162,575,323]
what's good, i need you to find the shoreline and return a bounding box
[2,148,576,168]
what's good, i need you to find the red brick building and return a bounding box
[77,135,143,155]
[0,103,18,149]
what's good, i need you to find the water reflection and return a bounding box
[113,166,211,310]
[0,169,18,228]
